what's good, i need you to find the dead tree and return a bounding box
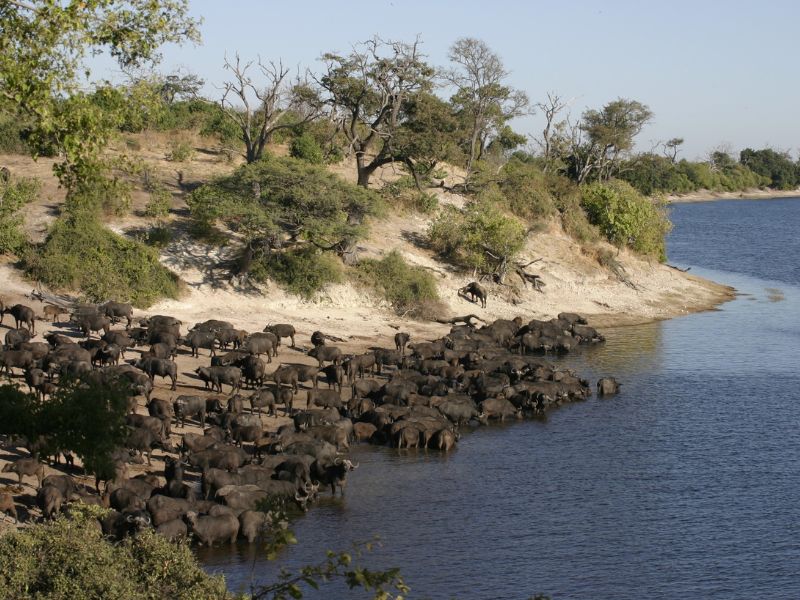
[514,258,545,292]
[221,53,321,163]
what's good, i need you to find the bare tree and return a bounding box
[443,38,529,183]
[532,92,573,173]
[220,53,321,163]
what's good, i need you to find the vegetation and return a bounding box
[188,155,382,283]
[290,132,324,164]
[0,508,228,600]
[166,139,195,162]
[24,207,180,307]
[580,179,672,261]
[251,246,344,299]
[0,0,199,190]
[740,147,799,189]
[0,379,130,478]
[428,199,527,278]
[319,37,434,188]
[0,175,40,255]
[354,251,442,317]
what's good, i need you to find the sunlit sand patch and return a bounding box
[765,287,785,302]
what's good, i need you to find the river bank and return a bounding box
[667,187,800,203]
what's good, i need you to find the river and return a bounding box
[199,197,800,599]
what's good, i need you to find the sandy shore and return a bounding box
[667,187,800,203]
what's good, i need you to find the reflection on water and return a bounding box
[200,199,800,599]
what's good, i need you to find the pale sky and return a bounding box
[97,0,800,160]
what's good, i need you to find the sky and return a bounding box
[95,0,800,160]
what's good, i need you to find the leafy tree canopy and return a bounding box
[0,0,200,187]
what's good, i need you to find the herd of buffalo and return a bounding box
[0,296,620,546]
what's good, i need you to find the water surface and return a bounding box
[200,197,800,599]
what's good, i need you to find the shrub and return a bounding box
[24,211,181,307]
[354,250,442,317]
[0,507,228,599]
[144,225,173,247]
[166,140,195,162]
[144,185,172,219]
[0,176,39,255]
[290,132,324,164]
[428,199,527,274]
[251,246,343,299]
[581,179,672,261]
[381,176,438,214]
[0,111,28,154]
[494,159,557,221]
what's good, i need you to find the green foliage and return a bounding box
[381,176,438,214]
[188,156,382,293]
[428,199,527,274]
[166,140,195,162]
[0,508,228,599]
[251,247,343,299]
[0,176,40,255]
[620,154,769,195]
[290,132,324,164]
[0,111,29,154]
[143,225,173,248]
[144,184,172,219]
[581,179,672,261]
[493,159,557,220]
[0,378,130,477]
[354,251,442,317]
[0,0,199,191]
[740,148,798,189]
[24,208,180,307]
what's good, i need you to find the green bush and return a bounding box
[0,111,29,154]
[494,159,557,221]
[144,225,173,247]
[0,176,40,255]
[381,176,438,214]
[166,140,195,162]
[428,199,527,274]
[581,179,672,261]
[25,211,181,307]
[290,132,324,164]
[0,508,228,600]
[144,185,172,219]
[354,250,442,317]
[251,246,343,299]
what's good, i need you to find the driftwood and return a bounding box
[514,258,545,292]
[434,314,486,326]
[27,285,78,308]
[667,264,691,273]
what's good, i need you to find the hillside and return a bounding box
[0,133,733,342]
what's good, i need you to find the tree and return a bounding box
[187,156,382,279]
[319,36,434,188]
[568,98,653,183]
[663,137,684,163]
[740,147,798,189]
[532,92,572,173]
[0,378,130,479]
[443,38,529,183]
[220,53,322,163]
[0,0,200,189]
[391,91,462,185]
